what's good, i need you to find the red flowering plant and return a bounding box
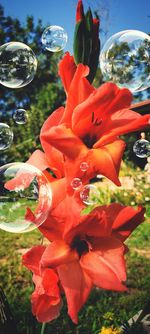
[21,0,150,330]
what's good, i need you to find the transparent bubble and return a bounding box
[13,108,28,124]
[96,174,103,180]
[0,42,37,88]
[80,162,89,172]
[133,139,150,158]
[0,163,52,233]
[71,178,82,190]
[100,30,150,92]
[41,25,68,52]
[80,184,99,205]
[0,123,13,150]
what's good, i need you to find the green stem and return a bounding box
[41,322,47,334]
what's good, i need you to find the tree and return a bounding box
[0,5,65,164]
[100,37,150,102]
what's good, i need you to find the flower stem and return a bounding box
[41,323,47,334]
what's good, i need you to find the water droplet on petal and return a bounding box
[71,178,82,190]
[80,184,99,205]
[80,162,89,172]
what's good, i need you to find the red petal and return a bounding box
[38,214,63,241]
[91,236,126,281]
[64,207,111,244]
[41,124,88,159]
[42,268,60,299]
[81,246,127,291]
[90,139,126,186]
[22,246,46,275]
[51,177,67,209]
[57,261,92,323]
[38,187,69,241]
[72,82,132,138]
[41,107,64,132]
[26,150,49,171]
[32,269,60,301]
[32,274,44,295]
[40,107,65,178]
[61,64,94,125]
[98,203,124,227]
[25,207,35,222]
[38,210,65,242]
[95,113,150,146]
[58,52,77,93]
[112,204,145,241]
[41,240,78,268]
[62,139,125,187]
[31,292,62,323]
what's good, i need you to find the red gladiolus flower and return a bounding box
[27,111,65,179]
[22,246,62,323]
[58,52,77,94]
[41,53,150,187]
[37,203,145,324]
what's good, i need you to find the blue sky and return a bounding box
[1,0,150,53]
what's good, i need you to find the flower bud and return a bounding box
[76,0,84,22]
[73,0,101,83]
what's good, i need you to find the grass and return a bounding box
[0,166,150,334]
[0,223,150,334]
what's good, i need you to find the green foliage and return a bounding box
[110,172,150,213]
[0,165,150,333]
[0,5,65,165]
[0,227,150,333]
[2,81,65,163]
[0,5,63,109]
[81,164,150,220]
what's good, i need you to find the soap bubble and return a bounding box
[13,108,28,124]
[0,123,13,150]
[0,42,37,88]
[71,178,82,190]
[0,163,52,233]
[80,184,99,205]
[41,25,68,52]
[100,30,150,92]
[80,162,89,172]
[133,139,150,158]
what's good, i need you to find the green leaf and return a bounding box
[73,20,85,64]
[87,39,100,83]
[85,8,93,34]
[80,205,95,216]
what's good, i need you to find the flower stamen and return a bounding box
[71,236,89,257]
